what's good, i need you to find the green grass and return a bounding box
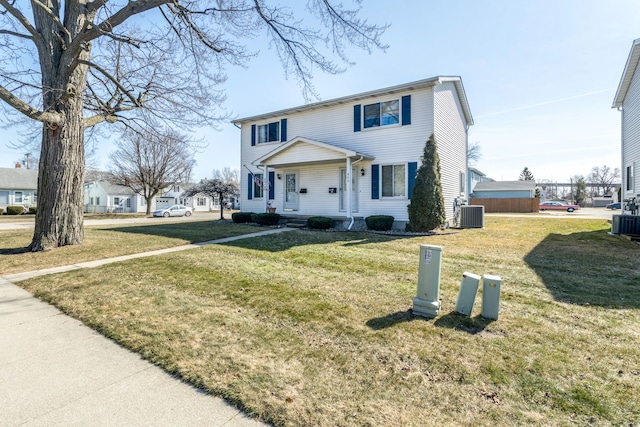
[16,217,640,426]
[0,220,259,274]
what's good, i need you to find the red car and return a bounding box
[539,201,580,212]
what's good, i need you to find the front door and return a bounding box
[339,168,358,212]
[284,171,299,211]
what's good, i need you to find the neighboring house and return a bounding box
[0,166,38,211]
[157,184,221,211]
[234,76,474,228]
[467,167,494,200]
[471,181,536,199]
[84,181,149,213]
[613,38,640,212]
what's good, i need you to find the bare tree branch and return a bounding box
[0,83,62,124]
[31,0,71,44]
[0,29,33,40]
[77,58,142,107]
[0,0,40,41]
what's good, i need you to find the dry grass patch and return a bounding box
[0,220,258,274]
[19,217,640,426]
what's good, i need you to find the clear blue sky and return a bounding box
[2,0,639,183]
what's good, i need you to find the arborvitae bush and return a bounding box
[251,212,281,226]
[6,205,24,215]
[232,212,256,223]
[365,215,394,231]
[406,134,445,232]
[307,216,332,229]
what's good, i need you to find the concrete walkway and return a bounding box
[0,228,294,426]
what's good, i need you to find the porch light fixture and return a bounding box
[360,168,365,176]
[277,173,282,180]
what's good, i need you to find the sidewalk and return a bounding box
[0,228,293,426]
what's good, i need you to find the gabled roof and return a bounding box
[613,38,640,108]
[0,167,38,190]
[473,180,536,192]
[234,76,473,126]
[252,136,374,167]
[87,180,137,196]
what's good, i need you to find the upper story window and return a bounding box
[381,164,405,197]
[258,122,279,144]
[364,100,399,128]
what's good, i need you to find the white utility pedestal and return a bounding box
[455,272,481,316]
[481,274,502,320]
[412,245,442,318]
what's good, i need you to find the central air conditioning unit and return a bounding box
[611,214,640,235]
[459,205,484,228]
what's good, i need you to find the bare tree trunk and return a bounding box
[145,196,153,216]
[30,105,86,251]
[29,3,89,251]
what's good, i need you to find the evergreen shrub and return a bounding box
[365,215,394,231]
[307,216,332,230]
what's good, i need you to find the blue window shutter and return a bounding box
[247,173,253,200]
[251,124,256,146]
[408,162,418,199]
[268,171,275,199]
[371,164,379,199]
[280,119,287,142]
[354,105,361,132]
[402,95,411,125]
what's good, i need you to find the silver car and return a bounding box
[153,205,193,217]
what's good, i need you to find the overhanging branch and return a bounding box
[0,84,63,124]
[77,59,142,107]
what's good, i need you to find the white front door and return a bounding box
[284,171,299,211]
[339,168,358,212]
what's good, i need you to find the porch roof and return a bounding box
[252,136,374,168]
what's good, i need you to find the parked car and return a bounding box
[539,201,580,212]
[606,202,621,210]
[153,205,193,217]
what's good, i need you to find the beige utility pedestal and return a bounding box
[412,245,442,318]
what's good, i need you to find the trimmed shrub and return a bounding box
[365,215,394,231]
[0,208,4,215]
[28,206,37,214]
[307,216,332,230]
[6,205,24,215]
[251,212,281,226]
[232,211,256,223]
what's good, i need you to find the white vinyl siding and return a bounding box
[433,81,469,220]
[622,66,640,196]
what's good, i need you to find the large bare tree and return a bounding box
[0,1,387,251]
[110,126,195,215]
[588,165,620,197]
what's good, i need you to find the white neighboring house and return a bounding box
[156,183,220,211]
[0,166,38,212]
[84,181,149,213]
[234,76,473,228]
[613,38,640,209]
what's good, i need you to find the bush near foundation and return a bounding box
[232,212,256,223]
[6,205,24,215]
[251,212,281,226]
[307,216,332,230]
[365,215,394,231]
[28,206,37,214]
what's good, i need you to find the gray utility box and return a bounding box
[412,245,442,318]
[455,272,481,316]
[481,274,502,320]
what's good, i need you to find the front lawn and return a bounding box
[18,217,640,426]
[0,220,258,275]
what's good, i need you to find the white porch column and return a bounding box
[346,157,352,220]
[264,165,269,213]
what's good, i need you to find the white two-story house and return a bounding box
[613,38,640,210]
[234,76,474,228]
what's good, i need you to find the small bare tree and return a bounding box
[110,126,196,215]
[467,141,482,166]
[212,167,240,186]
